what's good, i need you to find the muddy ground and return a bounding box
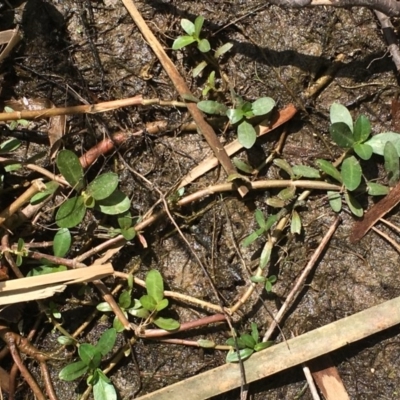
[1,0,400,399]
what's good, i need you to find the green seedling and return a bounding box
[27,228,71,276]
[59,328,117,400]
[172,16,210,53]
[4,106,30,131]
[55,150,130,228]
[99,211,137,241]
[226,323,273,363]
[197,94,275,149]
[0,138,22,174]
[97,270,180,332]
[250,274,277,293]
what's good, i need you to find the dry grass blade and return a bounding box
[0,28,22,64]
[0,263,114,305]
[135,294,400,400]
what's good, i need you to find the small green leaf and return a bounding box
[53,228,71,258]
[118,290,132,309]
[330,122,355,148]
[0,138,21,152]
[367,182,389,196]
[17,238,24,252]
[226,348,254,363]
[364,132,400,155]
[59,360,88,381]
[242,231,261,247]
[341,156,362,191]
[250,275,266,283]
[232,158,254,174]
[153,317,180,330]
[254,341,274,352]
[30,181,59,204]
[344,192,363,217]
[384,141,400,186]
[86,173,119,200]
[140,294,157,312]
[113,316,125,333]
[96,302,113,312]
[156,298,169,312]
[198,39,211,53]
[197,339,216,348]
[265,280,273,292]
[353,115,371,143]
[316,159,343,183]
[121,227,136,241]
[15,254,23,266]
[96,328,116,356]
[93,374,117,400]
[96,190,131,215]
[194,16,204,37]
[214,42,233,58]
[292,165,320,178]
[118,212,132,230]
[226,108,245,125]
[273,158,295,178]
[330,103,353,132]
[172,35,196,50]
[277,185,296,200]
[56,196,86,228]
[56,150,85,190]
[251,97,275,116]
[146,270,164,303]
[327,191,342,213]
[255,209,266,229]
[192,61,207,78]
[291,210,301,234]
[197,100,227,115]
[237,120,256,149]
[240,334,256,349]
[353,143,373,160]
[57,336,75,346]
[251,323,259,344]
[264,214,278,232]
[260,241,272,269]
[266,197,285,208]
[27,265,67,276]
[79,344,101,369]
[180,19,195,35]
[127,307,150,319]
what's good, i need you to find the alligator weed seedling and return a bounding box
[226,323,273,363]
[172,16,210,53]
[55,150,130,228]
[97,270,180,332]
[197,92,275,148]
[59,328,117,400]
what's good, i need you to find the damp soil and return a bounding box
[1,1,400,399]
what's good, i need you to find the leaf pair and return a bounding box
[329,103,372,160]
[55,150,130,228]
[197,96,275,149]
[172,16,210,53]
[226,323,273,363]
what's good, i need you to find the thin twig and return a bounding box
[263,216,341,342]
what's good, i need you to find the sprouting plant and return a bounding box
[226,323,273,363]
[97,270,180,332]
[197,93,275,148]
[58,328,117,400]
[4,106,30,130]
[27,228,71,276]
[55,150,130,228]
[99,211,137,241]
[250,274,277,293]
[172,16,211,53]
[0,138,22,174]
